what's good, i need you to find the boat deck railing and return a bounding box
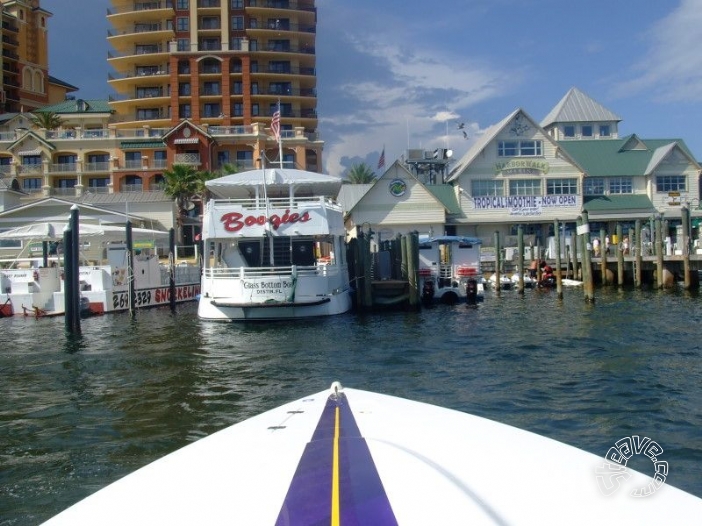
[208,196,341,212]
[203,264,342,279]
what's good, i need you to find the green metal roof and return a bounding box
[583,194,656,212]
[120,141,165,149]
[558,135,696,177]
[426,184,461,214]
[36,99,113,114]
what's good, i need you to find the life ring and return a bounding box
[33,270,39,282]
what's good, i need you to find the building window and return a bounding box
[154,150,167,168]
[497,140,542,157]
[176,0,188,8]
[203,103,221,118]
[230,38,243,51]
[125,151,142,168]
[179,104,191,118]
[179,83,191,96]
[136,108,161,120]
[200,38,221,51]
[251,103,259,116]
[471,179,504,197]
[217,150,230,168]
[231,16,244,30]
[581,125,593,137]
[236,150,253,168]
[177,17,189,31]
[509,179,541,196]
[56,179,76,189]
[201,16,220,30]
[609,177,633,194]
[656,175,686,193]
[563,125,575,138]
[232,81,243,94]
[22,155,41,166]
[177,39,190,52]
[202,82,220,95]
[23,178,42,190]
[231,0,243,7]
[584,177,605,195]
[599,125,611,137]
[89,177,109,187]
[232,103,243,116]
[546,178,578,195]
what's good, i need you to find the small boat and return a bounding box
[42,382,702,525]
[198,168,352,321]
[487,272,513,290]
[418,235,484,304]
[510,272,536,288]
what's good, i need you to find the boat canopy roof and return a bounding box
[207,168,342,199]
[418,235,482,246]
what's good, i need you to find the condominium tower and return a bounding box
[106,0,322,172]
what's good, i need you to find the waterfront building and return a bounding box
[106,0,322,172]
[0,0,322,251]
[0,0,76,113]
[342,88,701,258]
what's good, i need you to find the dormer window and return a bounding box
[581,125,593,137]
[599,125,611,137]
[563,125,575,138]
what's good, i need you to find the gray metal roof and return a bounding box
[541,87,621,127]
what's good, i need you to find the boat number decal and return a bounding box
[596,435,668,497]
[111,285,200,310]
[220,210,311,232]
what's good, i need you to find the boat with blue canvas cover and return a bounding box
[42,382,702,525]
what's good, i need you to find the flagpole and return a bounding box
[275,98,284,169]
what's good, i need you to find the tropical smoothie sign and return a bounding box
[473,195,579,216]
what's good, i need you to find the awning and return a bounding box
[173,137,200,144]
[120,141,165,149]
[17,149,42,156]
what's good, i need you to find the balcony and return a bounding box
[174,153,201,165]
[121,184,144,193]
[19,165,43,175]
[84,162,111,173]
[48,163,78,174]
[51,187,78,197]
[107,1,174,16]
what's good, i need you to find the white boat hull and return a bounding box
[42,383,702,525]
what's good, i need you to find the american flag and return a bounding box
[271,101,281,142]
[377,146,385,169]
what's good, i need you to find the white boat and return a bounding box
[487,272,513,290]
[511,271,537,288]
[418,235,484,304]
[0,224,200,316]
[198,168,352,321]
[42,382,702,525]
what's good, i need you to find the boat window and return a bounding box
[292,240,315,266]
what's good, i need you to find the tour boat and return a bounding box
[197,168,352,321]
[42,382,702,525]
[417,235,484,304]
[0,224,200,316]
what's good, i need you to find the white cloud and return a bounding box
[614,0,702,101]
[319,26,517,175]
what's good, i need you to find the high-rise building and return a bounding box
[106,0,322,172]
[0,0,76,113]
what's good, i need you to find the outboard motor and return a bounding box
[421,279,435,306]
[466,278,478,307]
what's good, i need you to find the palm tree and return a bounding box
[163,164,200,237]
[345,162,376,184]
[30,111,63,130]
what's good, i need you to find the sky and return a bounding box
[42,0,702,176]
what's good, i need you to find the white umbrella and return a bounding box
[0,222,169,241]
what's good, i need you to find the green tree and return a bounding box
[30,111,63,130]
[345,162,377,184]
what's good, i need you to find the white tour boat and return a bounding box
[418,235,484,304]
[198,168,352,321]
[42,382,702,525]
[0,223,200,316]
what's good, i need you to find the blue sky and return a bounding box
[42,0,702,176]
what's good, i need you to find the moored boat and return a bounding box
[418,235,484,304]
[41,382,702,525]
[197,168,352,321]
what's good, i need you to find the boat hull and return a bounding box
[42,383,702,525]
[197,289,352,320]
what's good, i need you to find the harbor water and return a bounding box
[1,287,702,524]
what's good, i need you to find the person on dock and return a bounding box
[529,259,538,279]
[592,237,600,257]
